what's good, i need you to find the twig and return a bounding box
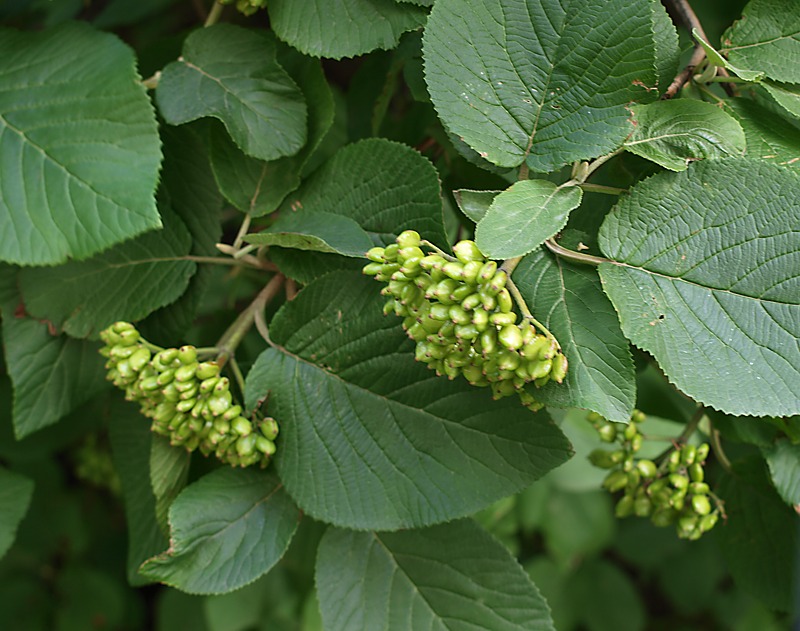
[204,1,224,26]
[662,0,734,98]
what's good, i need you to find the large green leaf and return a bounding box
[210,50,335,217]
[245,271,572,531]
[156,25,307,162]
[423,0,658,171]
[0,22,161,266]
[624,100,746,171]
[763,440,800,507]
[276,139,447,248]
[19,205,195,339]
[475,180,582,259]
[722,0,800,84]
[245,211,373,257]
[512,249,635,423]
[108,399,168,587]
[598,159,800,417]
[0,467,34,559]
[724,98,800,170]
[140,468,299,595]
[2,318,108,439]
[719,457,798,612]
[316,521,555,631]
[268,0,427,59]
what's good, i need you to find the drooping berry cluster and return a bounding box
[588,411,723,540]
[99,322,278,468]
[362,231,567,409]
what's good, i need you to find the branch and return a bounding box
[662,0,734,99]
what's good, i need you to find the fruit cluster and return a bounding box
[362,231,567,408]
[588,411,723,540]
[99,322,278,468]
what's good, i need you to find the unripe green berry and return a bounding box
[396,230,421,248]
[691,494,712,516]
[634,495,653,517]
[681,444,697,466]
[260,417,279,441]
[603,470,628,492]
[498,324,523,351]
[232,416,252,436]
[615,494,635,517]
[129,347,151,372]
[696,443,710,462]
[196,362,220,380]
[689,462,704,483]
[496,288,513,313]
[366,246,386,262]
[453,240,483,263]
[588,449,617,469]
[636,459,657,478]
[255,436,277,456]
[597,423,617,443]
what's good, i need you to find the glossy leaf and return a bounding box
[624,100,746,171]
[694,30,765,82]
[599,159,800,417]
[2,318,108,439]
[277,138,447,248]
[268,0,427,59]
[156,25,307,161]
[245,271,572,530]
[210,50,335,217]
[19,206,195,339]
[149,436,190,535]
[140,468,299,595]
[316,521,556,631]
[423,0,658,170]
[475,180,582,259]
[763,440,800,507]
[452,189,501,223]
[0,22,161,266]
[244,211,373,257]
[0,467,34,559]
[513,249,635,423]
[724,98,800,169]
[723,0,800,83]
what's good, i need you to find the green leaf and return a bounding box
[210,50,335,217]
[19,205,196,339]
[722,0,800,83]
[476,181,582,259]
[108,399,168,586]
[624,100,746,171]
[268,0,427,60]
[2,318,108,438]
[724,98,800,169]
[149,436,190,535]
[245,271,572,530]
[156,25,307,162]
[719,457,798,612]
[452,189,501,223]
[0,467,34,559]
[0,22,161,266]
[599,159,800,417]
[512,249,635,423]
[138,125,224,342]
[278,138,446,247]
[694,30,765,82]
[763,440,800,507]
[245,211,373,257]
[763,81,800,118]
[652,0,680,95]
[316,521,556,631]
[423,0,658,171]
[140,468,299,595]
